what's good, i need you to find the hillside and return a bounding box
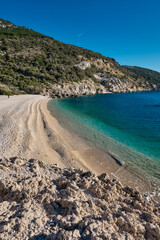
[0,18,159,97]
[123,66,160,89]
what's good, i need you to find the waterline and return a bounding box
[48,91,160,187]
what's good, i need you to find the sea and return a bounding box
[48,91,160,189]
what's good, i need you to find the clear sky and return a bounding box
[0,0,160,72]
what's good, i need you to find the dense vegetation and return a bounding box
[123,66,160,86]
[0,20,116,94]
[0,18,159,95]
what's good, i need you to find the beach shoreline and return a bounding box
[46,98,156,196]
[0,94,158,199]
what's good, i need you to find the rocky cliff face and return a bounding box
[44,59,154,98]
[94,74,151,93]
[0,157,160,240]
[44,76,151,99]
[45,79,107,98]
[43,60,154,98]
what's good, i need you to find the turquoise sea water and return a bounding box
[48,91,160,185]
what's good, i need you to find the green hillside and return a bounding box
[0,18,159,95]
[123,66,160,88]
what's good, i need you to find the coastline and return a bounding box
[45,99,155,195]
[0,94,157,199]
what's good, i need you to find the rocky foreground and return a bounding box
[0,157,160,240]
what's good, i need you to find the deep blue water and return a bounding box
[48,91,160,183]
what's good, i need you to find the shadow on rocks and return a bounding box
[30,233,58,240]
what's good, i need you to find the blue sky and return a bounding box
[1,0,160,71]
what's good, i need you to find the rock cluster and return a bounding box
[49,79,106,98]
[94,74,150,93]
[74,61,91,70]
[0,157,160,240]
[46,74,151,99]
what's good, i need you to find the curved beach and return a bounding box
[0,95,153,194]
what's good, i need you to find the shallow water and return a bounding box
[48,91,160,186]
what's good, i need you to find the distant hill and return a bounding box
[123,66,160,88]
[0,18,159,96]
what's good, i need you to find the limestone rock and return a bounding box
[0,157,159,239]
